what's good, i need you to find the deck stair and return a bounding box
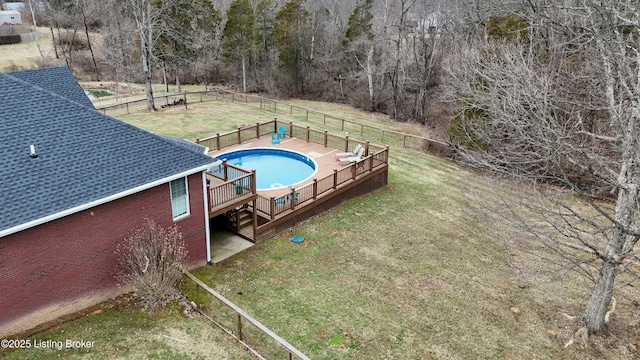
[227,207,254,241]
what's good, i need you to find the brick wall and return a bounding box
[0,172,208,336]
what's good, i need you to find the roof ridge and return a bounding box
[1,69,95,111]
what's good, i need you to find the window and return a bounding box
[170,177,189,220]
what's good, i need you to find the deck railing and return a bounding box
[207,163,255,209]
[202,121,389,217]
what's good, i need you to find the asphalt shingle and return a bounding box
[0,68,216,234]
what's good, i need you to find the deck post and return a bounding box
[352,163,356,180]
[290,187,296,210]
[365,141,370,156]
[237,128,241,145]
[344,136,350,151]
[207,187,213,212]
[216,133,220,150]
[252,198,257,242]
[333,169,338,189]
[306,126,310,142]
[289,121,293,137]
[251,170,256,193]
[270,197,276,220]
[223,160,228,181]
[324,131,328,147]
[256,123,260,139]
[313,179,318,199]
[237,314,243,341]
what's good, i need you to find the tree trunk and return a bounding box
[366,45,374,111]
[241,55,246,93]
[28,0,43,62]
[175,70,181,93]
[583,161,639,331]
[49,25,58,59]
[140,1,155,111]
[80,4,100,81]
[582,259,617,332]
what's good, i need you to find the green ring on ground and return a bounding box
[291,235,304,243]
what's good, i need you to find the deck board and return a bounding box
[206,136,351,198]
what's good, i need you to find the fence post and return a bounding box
[237,314,243,341]
[274,101,277,114]
[184,92,188,110]
[126,102,129,114]
[306,109,308,121]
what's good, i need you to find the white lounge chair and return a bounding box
[339,146,365,165]
[335,144,363,160]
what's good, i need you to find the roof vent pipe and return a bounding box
[30,144,38,159]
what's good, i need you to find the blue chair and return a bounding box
[271,133,280,144]
[287,192,299,203]
[277,126,287,139]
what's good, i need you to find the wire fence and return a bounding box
[96,89,451,154]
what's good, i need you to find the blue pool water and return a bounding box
[217,148,318,191]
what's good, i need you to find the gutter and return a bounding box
[0,163,217,238]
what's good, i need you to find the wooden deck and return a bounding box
[206,136,352,198]
[197,121,389,242]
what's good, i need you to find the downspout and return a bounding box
[202,171,212,265]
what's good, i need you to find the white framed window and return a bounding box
[170,177,189,220]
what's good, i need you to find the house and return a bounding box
[0,66,217,337]
[0,10,21,25]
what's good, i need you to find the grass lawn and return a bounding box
[3,99,637,359]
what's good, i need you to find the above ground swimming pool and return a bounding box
[216,148,318,191]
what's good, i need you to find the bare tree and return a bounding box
[127,0,162,110]
[115,219,187,309]
[446,0,640,334]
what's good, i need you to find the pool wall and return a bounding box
[215,147,318,191]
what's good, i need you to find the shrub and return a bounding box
[115,219,187,309]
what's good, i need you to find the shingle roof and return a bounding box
[159,135,209,155]
[8,66,95,109]
[0,67,216,235]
